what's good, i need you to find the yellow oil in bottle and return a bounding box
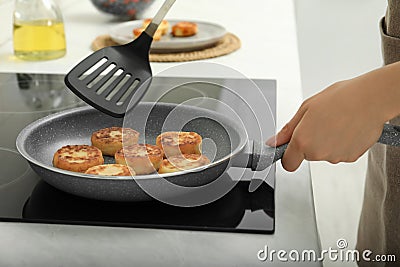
[13,19,66,61]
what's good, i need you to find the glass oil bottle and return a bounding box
[13,0,66,60]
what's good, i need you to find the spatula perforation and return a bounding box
[89,64,118,91]
[105,73,133,102]
[96,69,126,97]
[83,60,116,86]
[65,0,176,118]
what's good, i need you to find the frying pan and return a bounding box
[16,103,282,203]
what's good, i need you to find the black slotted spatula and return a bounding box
[64,0,176,118]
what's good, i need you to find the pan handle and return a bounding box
[231,140,287,171]
[250,141,287,171]
[232,123,400,171]
[248,123,400,171]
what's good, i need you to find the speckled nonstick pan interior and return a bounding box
[17,103,277,202]
[18,102,400,202]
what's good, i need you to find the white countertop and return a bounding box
[0,0,320,266]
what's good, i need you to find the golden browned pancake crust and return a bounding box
[171,22,198,37]
[91,127,139,156]
[158,154,210,174]
[115,144,163,175]
[53,145,104,173]
[84,164,135,176]
[156,131,202,158]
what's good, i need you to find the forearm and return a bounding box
[351,61,400,123]
[268,61,400,171]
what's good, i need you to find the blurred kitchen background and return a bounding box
[0,0,389,266]
[295,0,386,266]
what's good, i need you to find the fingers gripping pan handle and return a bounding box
[232,140,287,193]
[233,123,400,172]
[231,141,287,171]
[251,142,288,171]
[243,124,400,192]
[244,123,400,192]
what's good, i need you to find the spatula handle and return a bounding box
[145,0,176,37]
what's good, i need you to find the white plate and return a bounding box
[109,19,227,53]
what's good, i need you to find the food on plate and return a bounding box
[84,164,135,176]
[115,144,164,175]
[142,18,170,35]
[158,154,210,174]
[91,127,139,156]
[132,20,198,41]
[133,19,169,41]
[156,131,202,158]
[53,145,104,173]
[133,27,163,41]
[171,22,198,37]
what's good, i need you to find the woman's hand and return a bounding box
[267,62,400,172]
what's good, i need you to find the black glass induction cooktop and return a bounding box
[0,72,277,234]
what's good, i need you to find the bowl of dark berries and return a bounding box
[90,0,156,20]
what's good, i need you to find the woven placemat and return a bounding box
[91,33,241,62]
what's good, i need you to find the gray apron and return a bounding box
[357,1,400,266]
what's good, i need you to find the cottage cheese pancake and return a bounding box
[53,145,104,173]
[171,22,198,37]
[158,154,210,174]
[115,144,163,175]
[156,131,202,158]
[91,127,139,156]
[85,164,135,176]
